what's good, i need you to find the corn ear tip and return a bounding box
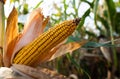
[73,18,81,25]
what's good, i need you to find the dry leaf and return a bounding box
[100,47,111,62]
[12,8,49,60]
[99,38,112,62]
[0,0,4,66]
[107,70,112,79]
[0,67,32,79]
[49,41,87,61]
[12,64,67,79]
[3,7,18,67]
[12,64,48,79]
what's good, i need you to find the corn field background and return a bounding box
[1,0,120,79]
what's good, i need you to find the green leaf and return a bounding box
[72,0,78,17]
[23,3,28,14]
[93,0,99,17]
[66,53,80,71]
[97,15,109,35]
[63,0,68,20]
[33,1,43,9]
[77,9,90,30]
[105,0,116,23]
[81,0,92,7]
[115,13,120,34]
[83,41,115,48]
[85,31,97,37]
[67,36,80,43]
[72,0,76,8]
[93,0,99,28]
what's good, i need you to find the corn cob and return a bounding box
[13,18,80,66]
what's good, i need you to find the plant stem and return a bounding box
[63,0,67,20]
[105,2,117,79]
[106,2,117,68]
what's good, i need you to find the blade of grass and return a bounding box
[66,53,91,79]
[81,69,91,79]
[66,53,82,75]
[83,41,115,48]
